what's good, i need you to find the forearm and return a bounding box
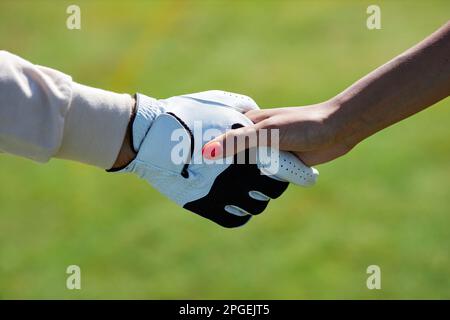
[0,51,133,169]
[57,82,134,168]
[331,22,450,147]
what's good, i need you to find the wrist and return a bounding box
[111,97,138,170]
[326,95,362,150]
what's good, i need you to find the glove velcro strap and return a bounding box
[136,113,192,175]
[132,93,164,151]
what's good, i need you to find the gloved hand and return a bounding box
[120,90,318,228]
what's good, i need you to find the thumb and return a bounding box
[202,123,267,160]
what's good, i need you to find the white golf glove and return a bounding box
[119,90,318,228]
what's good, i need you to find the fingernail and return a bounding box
[202,141,222,159]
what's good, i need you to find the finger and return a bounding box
[273,151,319,187]
[257,148,318,187]
[202,124,265,159]
[245,108,282,124]
[253,173,289,199]
[181,90,260,113]
[230,195,269,216]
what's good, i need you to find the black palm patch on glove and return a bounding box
[184,124,289,228]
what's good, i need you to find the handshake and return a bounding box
[118,91,318,228]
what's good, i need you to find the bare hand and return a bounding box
[203,100,354,166]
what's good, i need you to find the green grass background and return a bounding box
[0,0,449,299]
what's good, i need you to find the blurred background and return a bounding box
[0,0,449,299]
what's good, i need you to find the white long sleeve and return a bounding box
[0,51,133,169]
